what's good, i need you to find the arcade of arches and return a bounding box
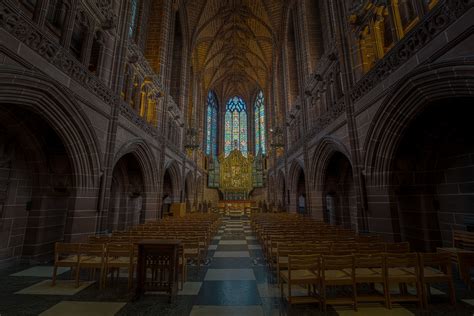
[1,0,474,315]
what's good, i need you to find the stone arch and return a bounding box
[310,137,351,190]
[288,159,306,213]
[113,139,158,192]
[363,61,474,186]
[363,61,474,249]
[0,66,101,191]
[310,136,353,224]
[163,160,182,202]
[0,66,102,263]
[109,139,159,227]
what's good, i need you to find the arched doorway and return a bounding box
[162,169,174,217]
[390,98,474,251]
[0,106,74,262]
[323,152,355,228]
[289,162,306,214]
[108,153,145,232]
[296,172,306,214]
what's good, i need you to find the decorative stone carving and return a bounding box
[350,0,474,102]
[0,1,116,105]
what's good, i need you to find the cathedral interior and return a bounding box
[0,0,474,315]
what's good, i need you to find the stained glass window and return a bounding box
[254,91,266,155]
[224,96,248,156]
[129,0,139,38]
[205,91,218,156]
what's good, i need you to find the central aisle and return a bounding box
[189,217,269,316]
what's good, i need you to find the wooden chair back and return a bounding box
[385,242,410,253]
[453,230,474,250]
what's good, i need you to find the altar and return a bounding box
[207,147,265,207]
[218,149,253,200]
[217,200,256,217]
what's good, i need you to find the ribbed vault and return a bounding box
[186,0,282,101]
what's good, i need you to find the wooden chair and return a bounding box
[103,243,135,289]
[385,253,422,309]
[321,255,357,311]
[88,235,110,244]
[276,243,305,284]
[385,242,410,253]
[351,253,388,307]
[52,242,80,287]
[356,242,385,254]
[419,253,455,307]
[456,251,474,289]
[331,243,355,255]
[437,230,474,288]
[182,236,202,270]
[280,254,322,306]
[77,243,106,288]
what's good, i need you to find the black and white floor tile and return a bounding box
[1,217,474,315]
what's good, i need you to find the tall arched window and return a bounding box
[224,96,248,156]
[254,91,266,155]
[129,0,139,39]
[206,91,218,156]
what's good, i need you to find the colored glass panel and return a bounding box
[254,91,266,155]
[205,91,218,155]
[224,96,248,156]
[129,0,138,38]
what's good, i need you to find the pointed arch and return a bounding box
[224,96,248,156]
[163,160,182,201]
[254,90,266,155]
[363,61,474,186]
[0,66,102,192]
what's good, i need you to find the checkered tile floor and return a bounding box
[2,217,474,315]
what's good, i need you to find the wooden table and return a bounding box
[134,240,181,302]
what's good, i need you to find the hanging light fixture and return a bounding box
[270,126,284,149]
[184,126,200,151]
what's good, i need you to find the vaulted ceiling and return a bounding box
[185,0,283,102]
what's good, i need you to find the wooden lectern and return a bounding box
[134,240,181,302]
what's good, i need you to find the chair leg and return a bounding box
[52,265,58,286]
[288,282,292,304]
[98,266,104,289]
[386,281,392,310]
[322,283,327,312]
[449,280,456,306]
[102,267,107,289]
[75,265,81,288]
[353,282,358,311]
[280,281,284,299]
[126,268,131,290]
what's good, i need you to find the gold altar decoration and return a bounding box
[218,149,253,195]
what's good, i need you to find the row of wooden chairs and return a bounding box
[53,214,221,289]
[53,242,137,289]
[266,240,402,273]
[250,213,456,309]
[273,241,410,283]
[280,252,455,310]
